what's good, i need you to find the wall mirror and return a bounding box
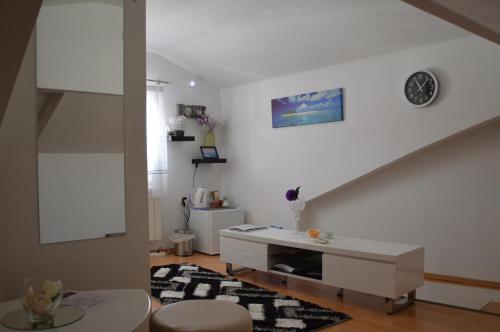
[36,0,125,244]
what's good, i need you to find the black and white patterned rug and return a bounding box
[151,263,351,331]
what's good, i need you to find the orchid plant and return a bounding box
[195,113,225,131]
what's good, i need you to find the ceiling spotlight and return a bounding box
[189,80,197,88]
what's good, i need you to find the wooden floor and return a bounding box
[150,253,500,332]
[482,302,500,315]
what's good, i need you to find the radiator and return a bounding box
[148,197,162,241]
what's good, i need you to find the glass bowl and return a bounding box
[21,276,63,324]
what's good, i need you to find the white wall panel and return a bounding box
[38,153,125,243]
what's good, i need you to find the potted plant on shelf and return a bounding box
[168,115,187,136]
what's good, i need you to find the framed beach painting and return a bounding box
[271,88,344,128]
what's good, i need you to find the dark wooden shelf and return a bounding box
[192,158,227,166]
[167,136,195,142]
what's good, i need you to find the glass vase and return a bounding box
[21,276,63,324]
[289,198,306,236]
[204,130,215,146]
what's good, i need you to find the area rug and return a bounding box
[151,263,351,331]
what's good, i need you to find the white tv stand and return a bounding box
[219,228,424,314]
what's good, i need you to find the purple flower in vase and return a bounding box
[285,186,300,201]
[195,113,224,131]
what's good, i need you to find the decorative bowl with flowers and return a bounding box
[21,276,63,324]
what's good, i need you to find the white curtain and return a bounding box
[146,86,168,197]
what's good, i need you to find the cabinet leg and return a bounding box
[281,276,288,285]
[385,290,416,314]
[226,263,234,276]
[225,263,251,276]
[336,288,344,297]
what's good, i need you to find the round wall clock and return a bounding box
[404,70,439,107]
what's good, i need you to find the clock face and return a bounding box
[404,71,438,107]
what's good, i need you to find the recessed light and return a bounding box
[189,80,197,88]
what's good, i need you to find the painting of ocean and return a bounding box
[271,88,343,128]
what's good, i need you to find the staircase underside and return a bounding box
[403,0,500,45]
[310,115,500,202]
[0,0,42,128]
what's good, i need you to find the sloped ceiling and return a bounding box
[147,0,469,88]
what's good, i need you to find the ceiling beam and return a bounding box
[402,0,500,45]
[0,0,42,129]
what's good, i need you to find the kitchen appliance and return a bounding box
[190,208,244,255]
[192,187,209,208]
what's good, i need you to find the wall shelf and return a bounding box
[167,136,195,142]
[192,158,227,167]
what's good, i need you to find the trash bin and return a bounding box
[170,230,195,256]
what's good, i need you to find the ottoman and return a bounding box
[150,300,253,332]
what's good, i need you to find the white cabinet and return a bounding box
[322,250,424,302]
[219,228,424,313]
[322,254,397,298]
[190,208,244,255]
[220,237,268,270]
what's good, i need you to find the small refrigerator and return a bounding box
[189,208,244,255]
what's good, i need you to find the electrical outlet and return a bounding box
[180,196,187,206]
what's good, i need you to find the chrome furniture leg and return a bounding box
[281,276,288,285]
[226,263,251,276]
[385,290,416,314]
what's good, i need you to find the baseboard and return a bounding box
[424,273,500,291]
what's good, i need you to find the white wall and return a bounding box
[37,90,125,244]
[220,36,500,281]
[306,119,500,282]
[37,0,123,94]
[147,52,223,248]
[38,153,125,243]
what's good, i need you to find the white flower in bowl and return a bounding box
[42,280,62,298]
[21,277,63,322]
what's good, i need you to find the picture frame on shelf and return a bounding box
[200,146,219,159]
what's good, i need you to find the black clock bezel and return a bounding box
[404,70,439,108]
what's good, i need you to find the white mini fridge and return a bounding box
[189,208,244,255]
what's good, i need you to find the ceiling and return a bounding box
[147,0,469,88]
